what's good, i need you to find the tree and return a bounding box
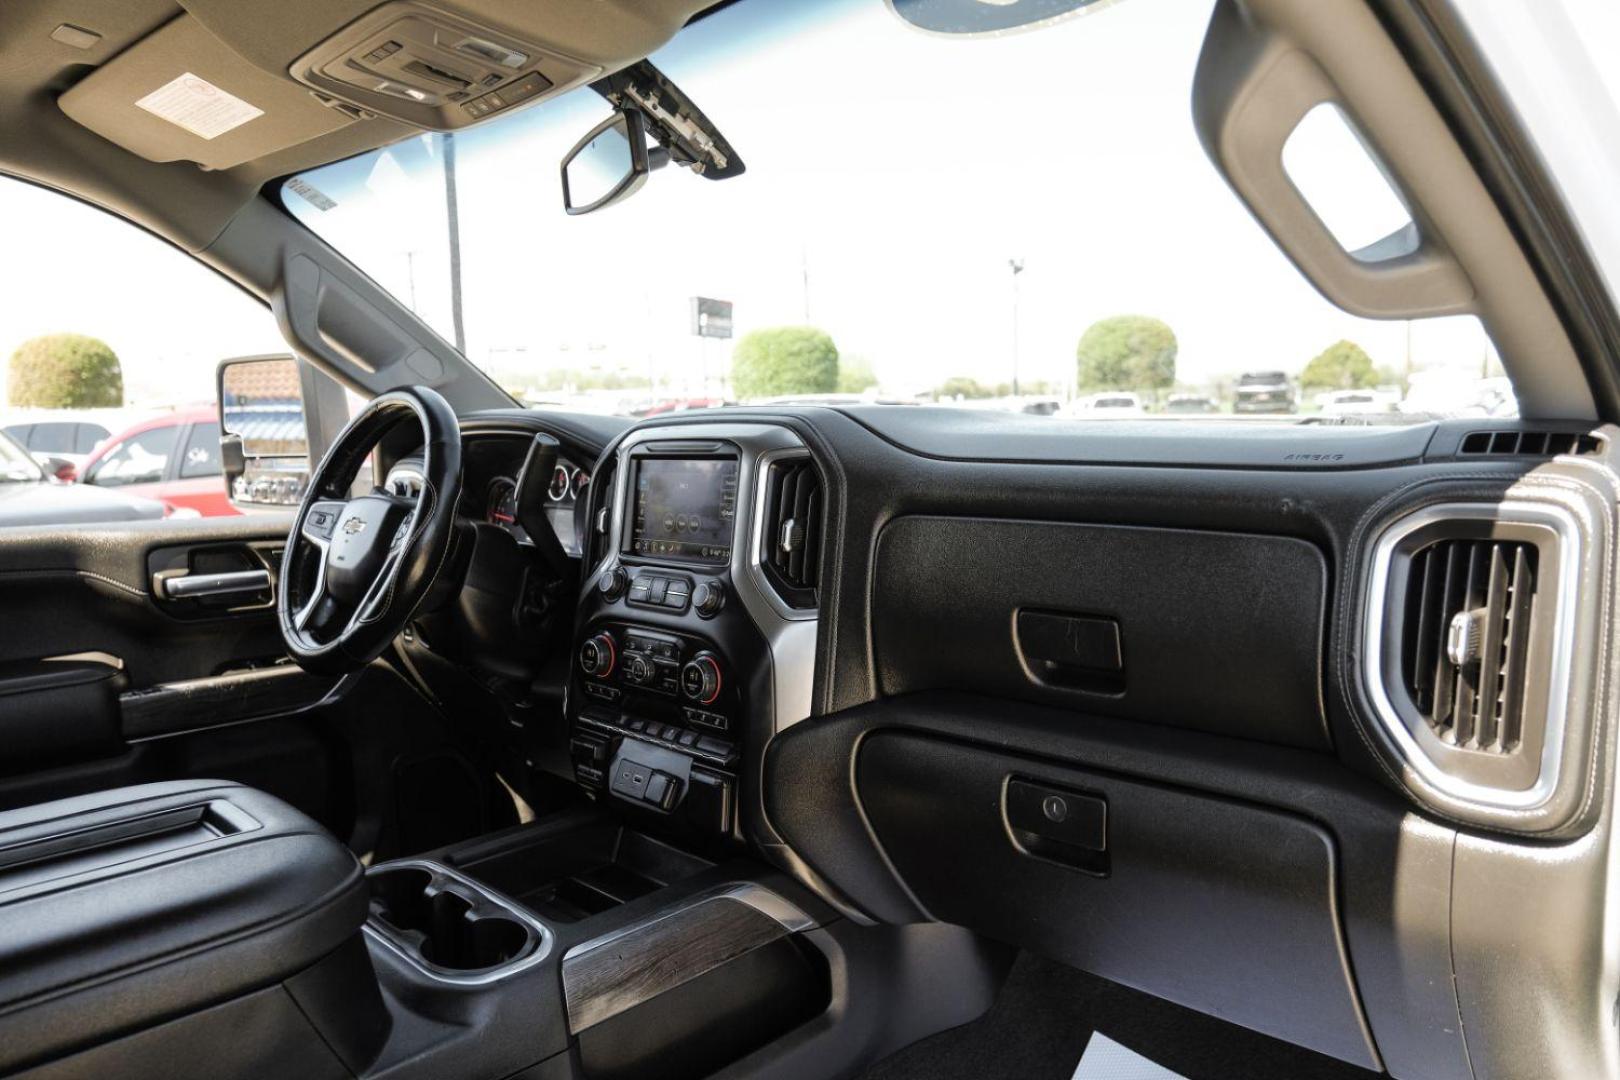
[731,327,839,399]
[1076,316,1177,393]
[1301,340,1377,392]
[935,376,992,400]
[836,354,879,394]
[8,333,123,407]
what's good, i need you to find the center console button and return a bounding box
[647,577,669,604]
[625,654,655,686]
[597,567,628,602]
[693,580,725,618]
[628,576,651,602]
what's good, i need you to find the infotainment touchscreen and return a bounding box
[630,457,740,564]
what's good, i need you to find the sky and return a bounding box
[0,0,1534,413]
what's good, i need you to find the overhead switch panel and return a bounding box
[290,1,599,131]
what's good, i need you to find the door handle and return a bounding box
[155,569,272,601]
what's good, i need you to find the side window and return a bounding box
[86,426,178,486]
[29,423,77,454]
[76,424,110,454]
[0,175,287,524]
[179,421,222,479]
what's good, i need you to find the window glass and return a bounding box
[0,175,287,523]
[76,424,110,454]
[284,0,1506,424]
[88,426,177,486]
[28,422,78,454]
[179,421,222,479]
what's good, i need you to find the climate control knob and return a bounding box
[680,653,722,705]
[624,654,656,687]
[579,632,616,678]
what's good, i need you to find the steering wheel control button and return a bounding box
[693,580,725,618]
[579,632,616,678]
[598,567,628,601]
[680,653,722,705]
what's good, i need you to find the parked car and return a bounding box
[3,418,110,476]
[1319,388,1398,416]
[1233,371,1297,414]
[1164,393,1221,415]
[0,427,166,525]
[1069,392,1146,417]
[77,406,237,517]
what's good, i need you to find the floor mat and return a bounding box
[861,952,1385,1080]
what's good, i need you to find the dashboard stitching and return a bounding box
[0,568,147,598]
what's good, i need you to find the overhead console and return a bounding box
[289,1,603,129]
[568,424,820,852]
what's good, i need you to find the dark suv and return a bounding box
[1233,370,1298,414]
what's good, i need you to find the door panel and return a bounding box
[0,514,519,857]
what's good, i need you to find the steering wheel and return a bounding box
[278,387,462,674]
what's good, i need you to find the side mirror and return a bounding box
[561,108,650,216]
[38,455,76,483]
[216,354,349,512]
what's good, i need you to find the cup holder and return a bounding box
[367,863,543,977]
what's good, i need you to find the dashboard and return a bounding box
[385,440,589,557]
[379,403,1620,1080]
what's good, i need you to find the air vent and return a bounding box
[587,460,616,569]
[1400,538,1538,753]
[1459,430,1600,458]
[760,456,822,609]
[1365,500,1581,825]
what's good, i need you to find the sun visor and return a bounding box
[58,15,351,171]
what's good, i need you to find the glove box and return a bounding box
[855,732,1379,1070]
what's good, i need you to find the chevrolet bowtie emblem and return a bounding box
[341,516,367,536]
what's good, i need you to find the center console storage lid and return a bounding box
[0,780,367,1073]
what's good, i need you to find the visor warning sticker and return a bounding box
[135,73,263,140]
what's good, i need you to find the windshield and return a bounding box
[283,0,1506,423]
[0,430,43,482]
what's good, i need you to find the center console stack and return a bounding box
[568,427,816,850]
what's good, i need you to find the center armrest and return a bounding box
[0,780,367,1074]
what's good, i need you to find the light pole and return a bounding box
[1008,258,1025,398]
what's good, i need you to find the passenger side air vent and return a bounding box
[1366,501,1580,823]
[759,456,822,610]
[1459,430,1600,458]
[1400,538,1537,753]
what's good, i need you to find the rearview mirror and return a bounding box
[561,108,650,216]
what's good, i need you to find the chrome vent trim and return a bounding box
[1363,501,1580,815]
[755,453,821,611]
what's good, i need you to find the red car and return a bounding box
[77,406,237,518]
